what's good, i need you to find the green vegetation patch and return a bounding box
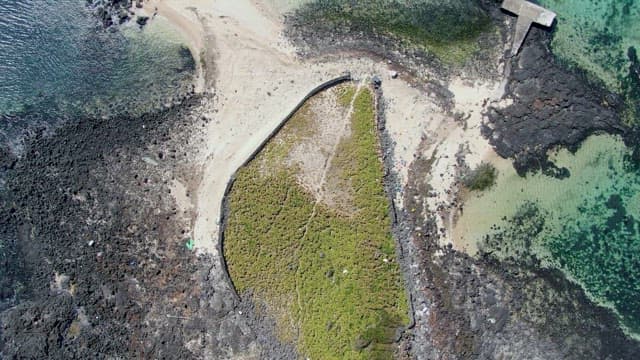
[463,162,498,191]
[224,85,409,359]
[291,0,493,64]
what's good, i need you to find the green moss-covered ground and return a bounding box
[224,85,409,359]
[290,0,493,64]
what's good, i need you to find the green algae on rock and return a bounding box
[288,0,494,64]
[224,84,409,359]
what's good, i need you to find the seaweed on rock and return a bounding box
[286,0,495,65]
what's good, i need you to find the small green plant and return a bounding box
[464,162,498,191]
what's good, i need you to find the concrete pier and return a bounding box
[502,0,556,56]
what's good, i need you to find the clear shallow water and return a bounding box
[456,0,640,339]
[0,0,194,150]
[538,0,639,92]
[455,135,640,337]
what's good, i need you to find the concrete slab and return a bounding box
[502,0,556,56]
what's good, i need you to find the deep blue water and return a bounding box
[0,0,194,151]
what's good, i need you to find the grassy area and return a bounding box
[292,0,494,64]
[224,85,409,359]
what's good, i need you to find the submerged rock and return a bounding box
[136,15,149,27]
[86,0,133,28]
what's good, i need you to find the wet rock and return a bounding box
[483,29,628,176]
[86,0,133,28]
[136,15,149,28]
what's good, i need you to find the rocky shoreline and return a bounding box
[2,0,639,358]
[86,0,151,28]
[0,96,258,358]
[401,152,640,358]
[484,29,632,177]
[284,0,508,89]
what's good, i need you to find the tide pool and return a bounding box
[454,135,640,338]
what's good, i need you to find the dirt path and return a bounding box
[293,82,363,319]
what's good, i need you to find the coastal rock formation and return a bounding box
[400,138,640,359]
[0,99,257,358]
[483,29,629,176]
[284,0,506,83]
[2,0,639,358]
[87,0,138,28]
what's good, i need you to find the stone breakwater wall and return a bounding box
[217,74,352,297]
[373,80,422,352]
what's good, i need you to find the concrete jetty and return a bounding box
[502,0,556,56]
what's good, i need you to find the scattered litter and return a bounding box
[185,238,195,251]
[142,156,158,166]
[88,240,94,247]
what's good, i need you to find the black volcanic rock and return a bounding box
[136,15,149,27]
[483,29,629,176]
[86,0,133,28]
[0,98,257,358]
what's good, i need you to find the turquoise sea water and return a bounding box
[538,0,639,93]
[539,0,640,123]
[456,0,640,338]
[0,0,194,150]
[456,136,640,337]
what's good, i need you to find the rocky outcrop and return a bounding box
[0,98,257,358]
[483,29,629,176]
[86,0,137,28]
[400,141,640,359]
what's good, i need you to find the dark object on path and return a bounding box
[136,16,149,28]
